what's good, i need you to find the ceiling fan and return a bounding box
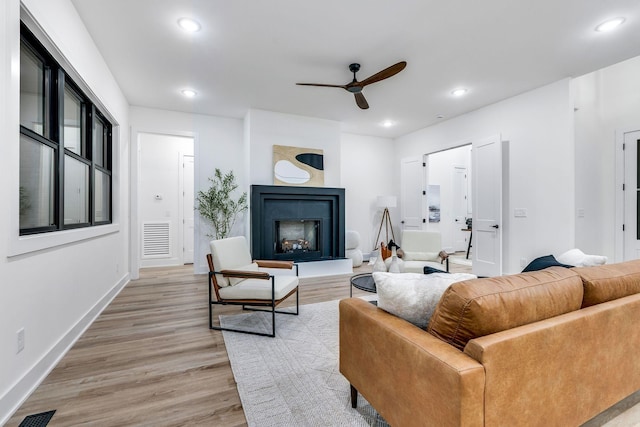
[296,61,407,110]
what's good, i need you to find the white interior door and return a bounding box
[453,166,468,252]
[401,156,424,230]
[182,155,195,264]
[472,135,502,277]
[624,131,640,260]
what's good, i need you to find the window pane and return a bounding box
[94,119,104,166]
[64,87,83,155]
[20,135,55,229]
[64,155,89,224]
[20,42,45,135]
[95,170,111,222]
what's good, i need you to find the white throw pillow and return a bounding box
[228,262,260,285]
[557,248,607,267]
[373,272,477,328]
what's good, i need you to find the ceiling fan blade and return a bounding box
[354,92,369,109]
[359,61,407,87]
[296,83,347,89]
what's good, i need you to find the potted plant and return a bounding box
[196,169,248,239]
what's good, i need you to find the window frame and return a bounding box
[19,23,113,236]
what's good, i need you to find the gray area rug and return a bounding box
[221,299,389,427]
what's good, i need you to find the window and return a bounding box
[19,23,112,235]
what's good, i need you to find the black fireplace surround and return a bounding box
[251,185,345,262]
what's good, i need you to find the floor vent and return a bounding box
[19,410,56,427]
[143,221,171,257]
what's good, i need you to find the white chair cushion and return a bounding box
[210,236,253,287]
[403,260,447,274]
[218,275,299,300]
[402,250,439,262]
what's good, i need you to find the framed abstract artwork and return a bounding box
[273,145,324,187]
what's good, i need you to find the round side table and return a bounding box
[350,273,376,297]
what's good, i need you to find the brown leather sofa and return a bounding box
[339,260,640,426]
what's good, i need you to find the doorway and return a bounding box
[424,145,472,265]
[417,135,503,277]
[623,130,640,261]
[138,132,194,268]
[182,155,195,264]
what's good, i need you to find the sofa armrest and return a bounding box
[339,298,484,427]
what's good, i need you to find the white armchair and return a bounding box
[399,230,449,273]
[207,236,299,337]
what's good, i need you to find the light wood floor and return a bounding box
[11,259,640,427]
[12,261,472,426]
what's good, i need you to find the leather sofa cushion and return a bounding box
[574,259,640,308]
[427,267,583,351]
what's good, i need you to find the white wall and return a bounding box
[139,133,194,267]
[130,107,244,275]
[131,108,347,275]
[340,133,395,256]
[573,55,640,261]
[395,80,575,274]
[246,109,342,187]
[1,0,130,423]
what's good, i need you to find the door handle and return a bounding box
[491,224,499,229]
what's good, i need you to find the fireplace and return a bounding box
[275,220,320,256]
[251,185,345,261]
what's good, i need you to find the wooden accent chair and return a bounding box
[207,236,299,337]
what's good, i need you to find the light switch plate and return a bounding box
[514,208,527,217]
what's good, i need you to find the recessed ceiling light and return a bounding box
[181,89,197,98]
[178,17,201,32]
[381,120,395,128]
[451,88,468,97]
[595,17,625,32]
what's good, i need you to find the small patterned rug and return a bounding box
[221,299,389,427]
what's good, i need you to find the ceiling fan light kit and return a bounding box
[296,61,407,110]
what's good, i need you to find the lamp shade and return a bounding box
[377,195,397,208]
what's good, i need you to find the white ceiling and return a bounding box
[70,0,640,138]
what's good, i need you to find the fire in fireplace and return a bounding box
[275,220,320,255]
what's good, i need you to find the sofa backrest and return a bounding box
[427,267,583,351]
[574,259,640,307]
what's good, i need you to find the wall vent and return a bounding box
[142,221,171,258]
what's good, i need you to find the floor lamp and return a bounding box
[373,195,397,250]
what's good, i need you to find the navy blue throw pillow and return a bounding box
[423,266,448,275]
[522,255,573,273]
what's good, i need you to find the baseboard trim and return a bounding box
[0,273,130,426]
